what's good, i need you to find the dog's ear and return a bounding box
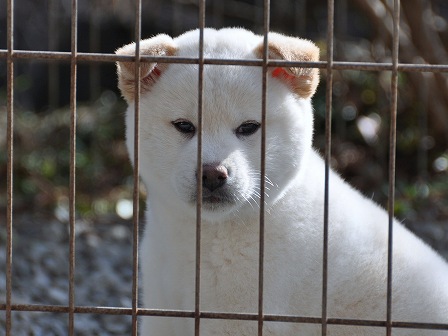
[255,33,320,99]
[116,34,177,102]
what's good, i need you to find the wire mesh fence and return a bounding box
[1,0,448,335]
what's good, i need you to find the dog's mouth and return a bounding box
[191,189,237,210]
[203,195,224,204]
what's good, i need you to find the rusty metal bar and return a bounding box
[2,49,448,73]
[194,1,206,335]
[1,302,448,331]
[1,2,447,335]
[258,1,270,335]
[322,0,335,334]
[68,0,78,334]
[131,0,142,334]
[5,0,14,335]
[386,1,401,335]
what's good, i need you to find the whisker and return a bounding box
[265,176,275,187]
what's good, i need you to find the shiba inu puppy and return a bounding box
[116,28,448,335]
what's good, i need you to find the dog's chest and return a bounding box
[199,222,260,312]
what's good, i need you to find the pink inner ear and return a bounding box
[142,65,162,86]
[272,67,296,84]
[152,66,162,77]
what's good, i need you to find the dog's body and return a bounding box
[116,28,448,335]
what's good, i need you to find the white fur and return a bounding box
[118,28,448,335]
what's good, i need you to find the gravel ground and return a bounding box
[1,214,447,335]
[0,214,135,335]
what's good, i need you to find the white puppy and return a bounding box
[116,28,448,335]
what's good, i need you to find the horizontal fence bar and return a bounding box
[1,49,448,73]
[2,17,447,335]
[2,304,448,331]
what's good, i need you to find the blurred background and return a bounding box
[1,0,447,232]
[0,0,448,334]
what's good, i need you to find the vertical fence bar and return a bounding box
[386,1,400,335]
[0,1,445,334]
[68,0,78,334]
[258,1,270,335]
[195,1,206,335]
[132,0,142,334]
[322,0,334,335]
[5,0,14,335]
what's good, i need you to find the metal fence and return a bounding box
[2,0,448,335]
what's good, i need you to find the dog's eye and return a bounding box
[172,119,196,135]
[236,121,261,136]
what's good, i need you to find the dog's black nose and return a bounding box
[201,164,228,192]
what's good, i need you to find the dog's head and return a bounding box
[116,28,319,221]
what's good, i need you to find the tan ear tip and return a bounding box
[115,42,136,56]
[115,46,124,55]
[301,40,320,61]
